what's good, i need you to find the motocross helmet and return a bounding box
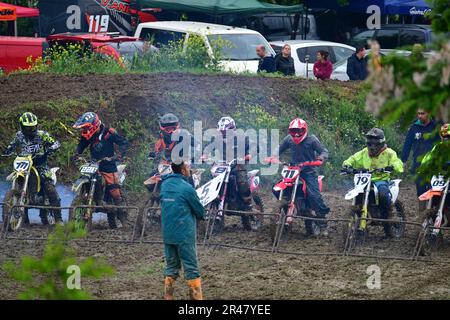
[366,127,386,157]
[217,116,236,138]
[19,112,38,138]
[288,118,308,145]
[73,112,102,140]
[159,113,180,135]
[440,124,450,141]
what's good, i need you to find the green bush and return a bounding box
[3,223,113,300]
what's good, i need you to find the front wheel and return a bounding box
[3,190,24,231]
[68,194,92,232]
[270,201,291,243]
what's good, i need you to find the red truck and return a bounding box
[0,33,141,74]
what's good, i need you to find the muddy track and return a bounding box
[1,184,449,300]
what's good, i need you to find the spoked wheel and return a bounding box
[134,195,160,240]
[343,210,363,254]
[3,190,24,231]
[385,201,406,239]
[420,211,445,256]
[69,194,92,232]
[202,202,223,240]
[270,201,291,243]
[39,208,56,226]
[244,193,264,232]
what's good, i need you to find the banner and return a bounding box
[0,6,16,21]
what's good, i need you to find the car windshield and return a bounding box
[207,34,272,61]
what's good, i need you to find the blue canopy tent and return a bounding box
[306,0,431,15]
[385,1,432,16]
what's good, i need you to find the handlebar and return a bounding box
[340,167,394,175]
[264,157,323,168]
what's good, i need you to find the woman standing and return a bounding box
[275,44,295,76]
[313,50,333,80]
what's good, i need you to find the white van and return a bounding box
[134,21,276,73]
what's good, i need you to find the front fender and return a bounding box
[345,187,363,200]
[72,178,90,193]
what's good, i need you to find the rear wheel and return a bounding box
[384,200,406,239]
[420,210,445,256]
[69,194,92,232]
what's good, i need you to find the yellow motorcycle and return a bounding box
[2,154,59,231]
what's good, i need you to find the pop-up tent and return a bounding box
[305,0,431,15]
[138,0,303,15]
[0,2,39,35]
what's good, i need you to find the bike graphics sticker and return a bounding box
[196,172,226,207]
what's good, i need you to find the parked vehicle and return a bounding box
[270,40,355,80]
[134,21,276,73]
[349,24,433,50]
[69,157,127,231]
[2,154,59,231]
[197,158,264,236]
[418,175,450,255]
[341,167,406,251]
[0,36,46,74]
[270,161,324,244]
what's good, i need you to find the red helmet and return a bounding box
[73,112,102,140]
[289,118,308,144]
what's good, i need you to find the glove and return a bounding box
[385,166,394,172]
[148,151,156,160]
[264,156,280,164]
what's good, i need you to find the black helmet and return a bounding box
[159,113,180,134]
[366,128,386,156]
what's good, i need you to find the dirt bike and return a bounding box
[418,174,449,255]
[341,167,406,251]
[134,159,204,239]
[197,158,264,237]
[68,157,127,231]
[2,153,59,231]
[269,160,325,244]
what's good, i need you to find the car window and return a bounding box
[375,29,399,49]
[350,30,375,48]
[332,46,355,63]
[296,46,330,63]
[271,45,282,55]
[139,28,186,48]
[207,34,272,60]
[399,30,426,46]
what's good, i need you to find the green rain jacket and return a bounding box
[160,173,205,245]
[342,147,404,182]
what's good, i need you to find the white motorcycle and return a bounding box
[341,167,406,249]
[196,158,264,236]
[2,154,59,231]
[418,175,449,255]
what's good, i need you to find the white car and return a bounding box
[134,21,276,73]
[270,40,355,80]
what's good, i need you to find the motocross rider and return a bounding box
[418,123,450,179]
[203,116,253,212]
[267,118,330,234]
[3,112,62,224]
[72,112,129,227]
[147,113,200,190]
[342,128,404,233]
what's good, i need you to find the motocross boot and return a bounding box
[164,276,176,300]
[187,278,203,300]
[316,213,329,237]
[383,206,394,238]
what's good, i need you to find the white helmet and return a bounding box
[217,116,236,137]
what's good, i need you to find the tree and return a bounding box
[366,0,450,179]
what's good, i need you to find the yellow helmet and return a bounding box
[19,112,38,127]
[19,112,38,138]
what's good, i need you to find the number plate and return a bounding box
[211,165,228,177]
[80,165,98,174]
[431,175,448,191]
[281,166,300,180]
[13,158,31,172]
[196,172,226,207]
[354,173,371,187]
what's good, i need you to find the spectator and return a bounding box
[346,46,368,80]
[275,44,295,76]
[160,161,205,300]
[313,50,333,80]
[256,45,276,73]
[401,108,441,211]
